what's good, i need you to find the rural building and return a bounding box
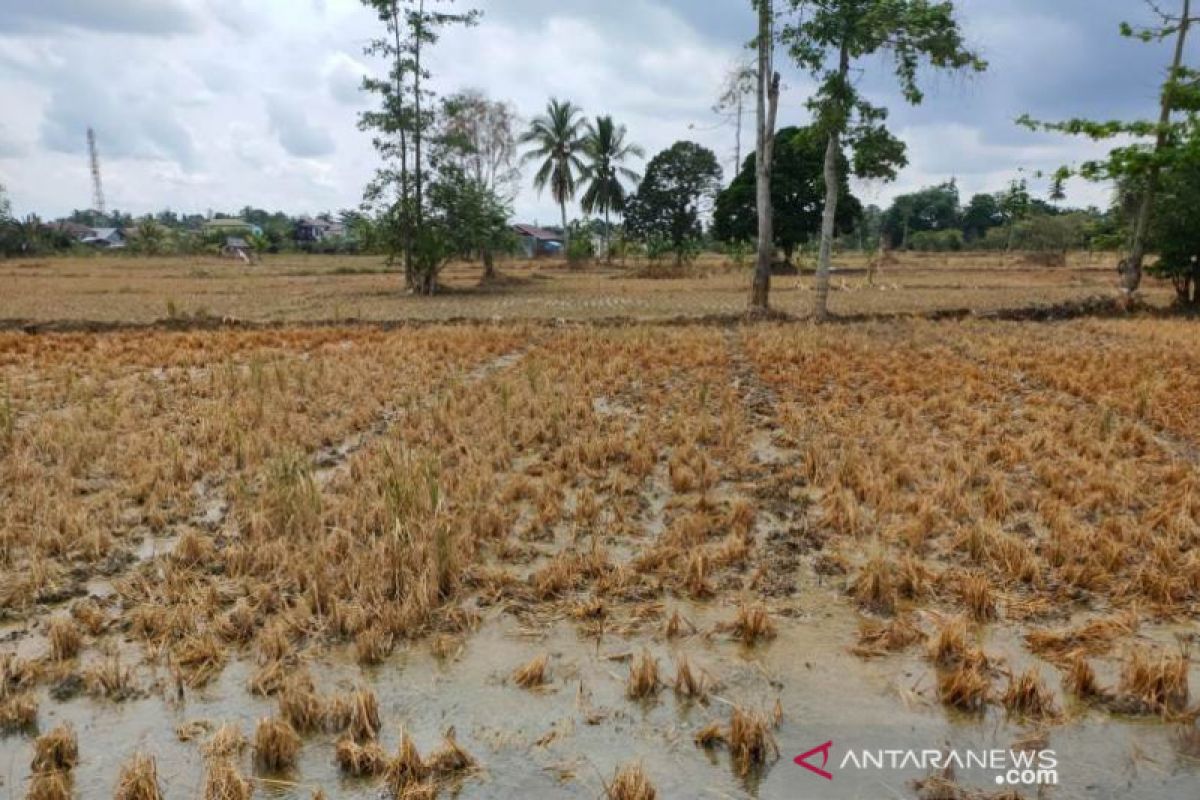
[204,218,263,237]
[295,217,347,243]
[222,236,253,262]
[50,222,94,241]
[80,227,126,248]
[513,224,563,258]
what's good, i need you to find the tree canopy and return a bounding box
[713,125,861,263]
[624,141,723,263]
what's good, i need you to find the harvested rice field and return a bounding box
[0,251,1178,325]
[2,318,1200,799]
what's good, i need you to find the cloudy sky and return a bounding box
[0,0,1190,223]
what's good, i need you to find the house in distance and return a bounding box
[513,224,563,258]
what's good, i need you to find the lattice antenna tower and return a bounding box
[87,127,106,216]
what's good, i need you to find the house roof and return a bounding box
[205,218,250,229]
[513,224,562,241]
[90,228,121,239]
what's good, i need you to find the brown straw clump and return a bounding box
[605,762,658,800]
[114,753,164,800]
[253,717,302,771]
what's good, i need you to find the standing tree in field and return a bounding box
[580,116,644,261]
[359,0,479,294]
[713,125,862,267]
[750,0,782,311]
[714,61,758,174]
[437,89,520,279]
[881,181,961,250]
[1020,1,1196,295]
[438,89,520,197]
[1130,126,1200,305]
[521,99,587,251]
[999,178,1032,252]
[624,141,723,266]
[783,0,985,320]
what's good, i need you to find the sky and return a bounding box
[0,0,1191,223]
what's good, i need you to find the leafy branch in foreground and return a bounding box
[1019,0,1199,294]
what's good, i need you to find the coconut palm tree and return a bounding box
[580,116,644,261]
[520,98,586,250]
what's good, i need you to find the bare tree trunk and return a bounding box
[814,129,842,321]
[389,1,414,288]
[560,200,569,260]
[482,249,496,281]
[1124,0,1191,294]
[749,0,779,312]
[814,42,850,322]
[413,0,425,231]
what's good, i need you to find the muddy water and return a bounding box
[3,580,1198,799]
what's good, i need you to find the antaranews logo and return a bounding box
[793,742,1058,788]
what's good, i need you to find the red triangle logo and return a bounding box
[794,741,834,780]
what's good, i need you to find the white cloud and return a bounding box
[266,94,336,158]
[0,0,1146,221]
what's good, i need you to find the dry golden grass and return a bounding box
[201,758,251,800]
[673,655,708,702]
[605,762,657,800]
[6,313,1200,795]
[1115,645,1190,715]
[336,736,389,777]
[253,717,301,771]
[512,654,549,689]
[202,724,248,760]
[725,603,777,645]
[626,650,661,700]
[47,616,82,662]
[114,753,163,800]
[1001,668,1059,720]
[386,729,429,795]
[26,770,72,800]
[727,707,780,777]
[31,724,78,773]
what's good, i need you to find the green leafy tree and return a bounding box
[961,192,1004,242]
[359,0,480,294]
[427,165,513,281]
[1019,1,1196,293]
[999,178,1032,251]
[782,0,985,319]
[580,116,644,261]
[132,219,167,256]
[625,141,723,265]
[713,125,861,265]
[881,181,961,249]
[520,99,586,251]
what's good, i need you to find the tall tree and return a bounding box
[1020,0,1196,294]
[520,99,587,250]
[999,178,1032,251]
[881,181,961,249]
[359,0,479,293]
[438,89,520,198]
[714,61,758,174]
[750,0,782,311]
[437,89,520,279]
[713,125,862,265]
[783,0,985,320]
[580,116,644,261]
[624,141,723,265]
[961,192,1004,243]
